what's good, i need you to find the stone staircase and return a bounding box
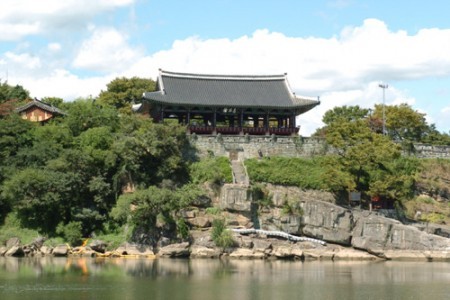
[231,160,249,186]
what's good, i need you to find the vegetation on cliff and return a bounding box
[0,80,449,248]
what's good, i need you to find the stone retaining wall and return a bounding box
[189,134,450,159]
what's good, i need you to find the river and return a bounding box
[0,257,449,300]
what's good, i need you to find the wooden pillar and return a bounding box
[291,114,296,128]
[240,110,244,127]
[187,109,191,125]
[264,111,269,129]
[213,109,217,127]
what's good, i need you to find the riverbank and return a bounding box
[1,226,449,262]
[1,185,449,262]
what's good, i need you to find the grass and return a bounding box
[245,157,327,189]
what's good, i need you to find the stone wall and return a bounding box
[190,134,328,160]
[189,134,450,160]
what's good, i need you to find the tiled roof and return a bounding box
[16,98,65,115]
[143,70,320,111]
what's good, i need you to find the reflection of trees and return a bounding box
[125,259,194,278]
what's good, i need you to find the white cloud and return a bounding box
[72,27,143,73]
[0,0,134,40]
[5,52,41,70]
[16,69,113,100]
[48,43,61,52]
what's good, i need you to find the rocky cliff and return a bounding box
[210,184,450,260]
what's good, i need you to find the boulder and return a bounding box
[252,240,272,253]
[52,244,69,257]
[351,214,450,255]
[6,237,21,248]
[187,216,211,228]
[229,248,265,259]
[40,246,53,256]
[0,246,8,256]
[5,246,24,257]
[89,240,108,253]
[332,248,379,261]
[272,246,293,258]
[158,242,190,258]
[300,200,353,245]
[190,245,221,258]
[114,243,154,256]
[30,236,46,249]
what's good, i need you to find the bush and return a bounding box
[211,218,234,248]
[205,207,222,215]
[245,157,327,189]
[56,221,83,246]
[176,218,190,240]
[190,157,232,185]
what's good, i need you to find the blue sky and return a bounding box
[1,0,450,135]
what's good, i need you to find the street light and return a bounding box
[378,83,388,135]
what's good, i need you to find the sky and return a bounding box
[1,0,450,136]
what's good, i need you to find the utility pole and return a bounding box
[378,83,388,135]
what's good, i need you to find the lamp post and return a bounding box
[378,83,388,135]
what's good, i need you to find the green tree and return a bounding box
[97,77,156,113]
[0,81,29,103]
[111,184,203,244]
[1,168,73,234]
[324,118,403,197]
[113,115,190,190]
[372,103,428,142]
[63,98,120,136]
[313,105,369,137]
[41,97,64,108]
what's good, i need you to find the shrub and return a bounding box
[211,218,234,248]
[190,157,232,185]
[205,207,222,215]
[176,218,190,240]
[56,221,83,246]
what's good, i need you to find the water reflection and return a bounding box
[0,258,449,300]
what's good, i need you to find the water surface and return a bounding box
[0,257,449,300]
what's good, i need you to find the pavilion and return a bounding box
[140,69,320,135]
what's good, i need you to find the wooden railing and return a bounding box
[188,125,300,136]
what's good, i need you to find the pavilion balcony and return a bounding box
[188,125,215,134]
[188,125,300,136]
[268,127,300,135]
[215,127,241,134]
[242,127,266,135]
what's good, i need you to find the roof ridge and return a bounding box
[159,69,286,81]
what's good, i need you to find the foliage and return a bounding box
[403,195,450,225]
[246,157,327,190]
[1,168,72,234]
[97,77,156,113]
[322,105,369,125]
[323,118,406,197]
[0,81,29,103]
[176,218,190,240]
[189,156,233,185]
[41,97,64,108]
[113,115,191,188]
[250,183,273,207]
[205,207,222,215]
[372,103,428,142]
[211,218,234,248]
[63,99,120,136]
[281,200,304,216]
[414,159,450,202]
[111,184,204,241]
[0,212,42,245]
[56,221,83,246]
